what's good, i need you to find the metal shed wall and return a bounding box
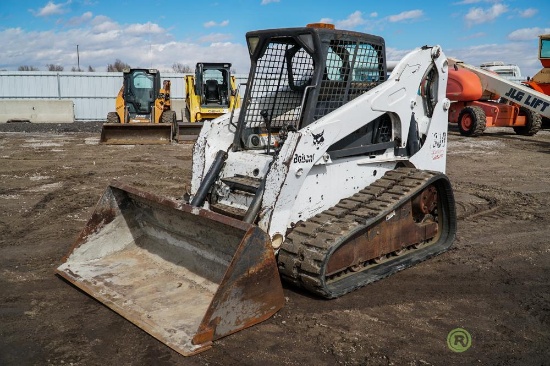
[0,71,248,121]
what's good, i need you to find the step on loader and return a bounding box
[57,24,457,357]
[100,68,175,144]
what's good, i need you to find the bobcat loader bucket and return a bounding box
[56,181,284,356]
[100,123,173,145]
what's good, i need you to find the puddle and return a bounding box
[28,182,63,192]
[30,174,51,181]
[0,194,20,199]
[447,139,506,155]
[84,137,100,145]
[22,137,66,148]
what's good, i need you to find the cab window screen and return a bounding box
[315,41,383,121]
[243,40,313,130]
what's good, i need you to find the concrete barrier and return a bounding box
[171,99,186,121]
[0,100,74,123]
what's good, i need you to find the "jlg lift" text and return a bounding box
[504,87,550,113]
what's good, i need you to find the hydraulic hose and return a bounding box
[191,150,228,207]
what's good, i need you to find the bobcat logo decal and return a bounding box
[312,130,325,149]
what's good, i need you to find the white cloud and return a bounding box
[0,20,251,73]
[386,47,414,63]
[154,42,249,73]
[198,33,233,43]
[388,10,423,23]
[508,27,550,41]
[370,12,378,18]
[335,11,366,29]
[465,3,508,26]
[318,11,366,29]
[66,11,93,27]
[453,0,483,4]
[126,22,165,35]
[261,0,279,4]
[33,1,71,17]
[518,8,538,18]
[453,0,502,4]
[447,42,540,78]
[89,29,122,43]
[203,20,229,28]
[91,17,119,34]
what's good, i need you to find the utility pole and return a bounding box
[77,45,80,71]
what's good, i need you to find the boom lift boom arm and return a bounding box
[449,58,550,119]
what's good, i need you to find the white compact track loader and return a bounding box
[57,23,457,357]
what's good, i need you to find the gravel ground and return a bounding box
[0,122,549,365]
[0,121,104,134]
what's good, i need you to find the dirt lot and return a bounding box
[0,122,549,366]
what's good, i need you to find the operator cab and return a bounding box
[195,63,234,107]
[123,68,161,117]
[234,23,388,153]
[539,35,550,68]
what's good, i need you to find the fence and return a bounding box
[0,71,248,121]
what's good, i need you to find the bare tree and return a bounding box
[107,59,131,72]
[47,64,64,71]
[70,65,94,72]
[18,65,39,71]
[172,63,193,73]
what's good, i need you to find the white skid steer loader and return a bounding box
[57,23,457,357]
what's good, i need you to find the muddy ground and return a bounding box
[0,122,549,366]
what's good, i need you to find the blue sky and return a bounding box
[1,0,549,77]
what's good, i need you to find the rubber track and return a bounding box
[277,167,456,299]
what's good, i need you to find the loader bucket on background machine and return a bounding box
[56,181,284,356]
[173,121,204,142]
[100,124,173,145]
